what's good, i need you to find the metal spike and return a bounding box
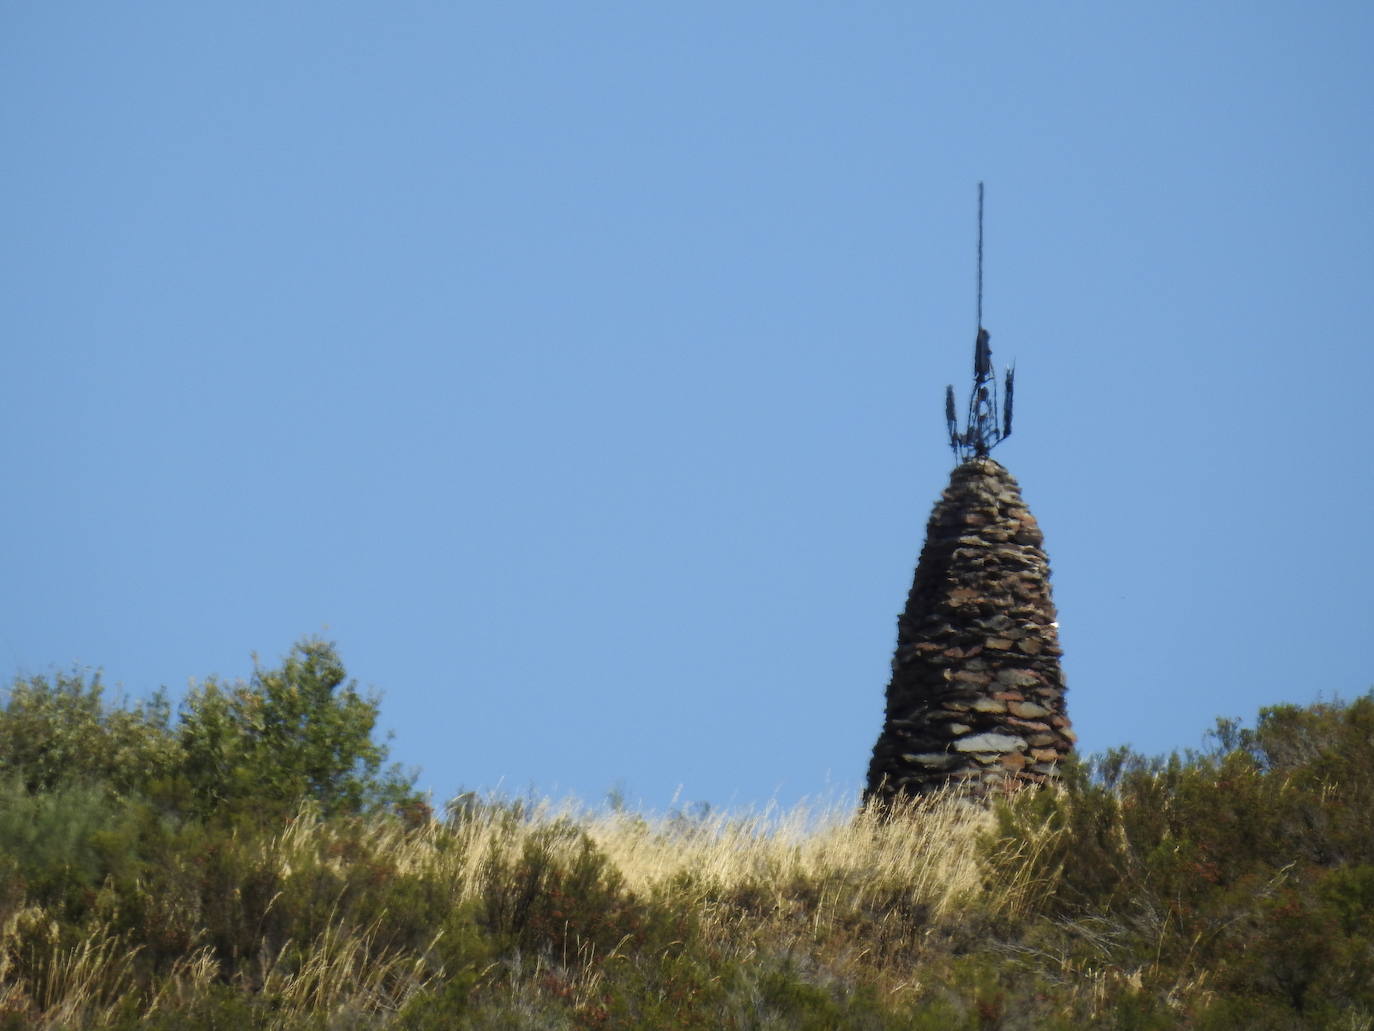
[974,328,991,380]
[945,385,959,453]
[1002,367,1015,438]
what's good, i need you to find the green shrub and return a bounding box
[0,638,419,822]
[479,821,637,959]
[989,691,1374,1025]
[0,672,177,796]
[179,639,418,819]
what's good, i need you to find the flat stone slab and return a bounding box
[953,732,1028,753]
[902,752,958,768]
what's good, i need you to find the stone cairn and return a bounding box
[865,457,1074,804]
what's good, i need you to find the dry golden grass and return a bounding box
[0,791,1061,1028]
[258,915,444,1019]
[262,789,1048,951]
[0,911,141,1030]
[356,792,1023,915]
[587,796,987,898]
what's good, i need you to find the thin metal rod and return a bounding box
[946,181,1012,464]
[976,181,984,331]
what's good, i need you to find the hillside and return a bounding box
[1,640,1371,1029]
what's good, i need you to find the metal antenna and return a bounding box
[946,182,1014,463]
[976,180,984,333]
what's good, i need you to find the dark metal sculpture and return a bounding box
[945,184,1014,463]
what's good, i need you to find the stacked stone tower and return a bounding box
[865,185,1072,803]
[865,456,1074,803]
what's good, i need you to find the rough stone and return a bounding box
[902,752,958,769]
[953,732,1028,753]
[952,670,993,687]
[1005,717,1052,733]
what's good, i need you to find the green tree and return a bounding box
[179,638,417,817]
[0,670,178,796]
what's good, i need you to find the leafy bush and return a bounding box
[990,690,1374,1024]
[0,673,177,796]
[178,638,418,818]
[0,638,417,822]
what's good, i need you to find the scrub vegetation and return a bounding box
[1,639,1372,1029]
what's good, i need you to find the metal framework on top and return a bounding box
[945,183,1014,463]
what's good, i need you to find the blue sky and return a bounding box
[4,2,1372,811]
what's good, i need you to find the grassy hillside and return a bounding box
[1,641,1372,1029]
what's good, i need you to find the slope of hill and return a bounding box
[1,641,1371,1028]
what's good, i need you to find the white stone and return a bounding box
[953,732,1028,753]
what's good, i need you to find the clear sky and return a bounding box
[4,2,1372,812]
